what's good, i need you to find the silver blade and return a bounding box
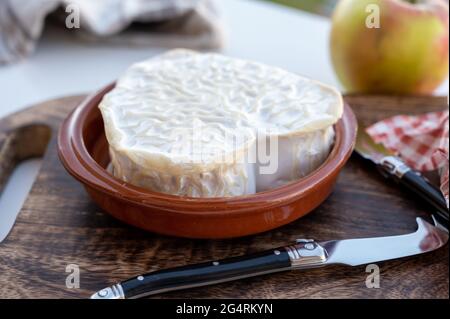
[0,159,42,243]
[321,218,448,266]
[355,122,393,164]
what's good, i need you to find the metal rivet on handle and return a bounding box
[98,289,108,297]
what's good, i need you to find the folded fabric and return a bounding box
[367,111,449,207]
[0,0,226,64]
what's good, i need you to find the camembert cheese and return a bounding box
[99,49,343,197]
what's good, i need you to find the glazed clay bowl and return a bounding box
[58,83,357,239]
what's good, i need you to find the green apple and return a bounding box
[330,0,449,94]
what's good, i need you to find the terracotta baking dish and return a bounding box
[58,83,357,239]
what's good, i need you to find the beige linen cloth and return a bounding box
[0,0,226,64]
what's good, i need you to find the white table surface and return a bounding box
[0,0,448,238]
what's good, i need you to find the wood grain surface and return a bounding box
[0,95,448,299]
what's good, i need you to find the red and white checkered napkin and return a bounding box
[367,111,449,207]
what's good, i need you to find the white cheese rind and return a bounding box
[108,142,257,197]
[100,49,343,197]
[255,127,335,191]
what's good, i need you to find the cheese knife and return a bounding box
[355,124,449,224]
[91,216,448,299]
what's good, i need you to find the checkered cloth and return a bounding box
[367,111,449,207]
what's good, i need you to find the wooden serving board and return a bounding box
[0,95,448,299]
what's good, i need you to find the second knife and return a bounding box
[355,123,449,224]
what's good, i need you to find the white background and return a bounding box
[0,0,448,239]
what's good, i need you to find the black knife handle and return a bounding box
[400,170,449,223]
[380,156,449,223]
[90,240,328,299]
[120,248,291,299]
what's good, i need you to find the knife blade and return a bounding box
[355,123,449,224]
[91,217,448,299]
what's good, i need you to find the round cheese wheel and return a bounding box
[99,49,343,197]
